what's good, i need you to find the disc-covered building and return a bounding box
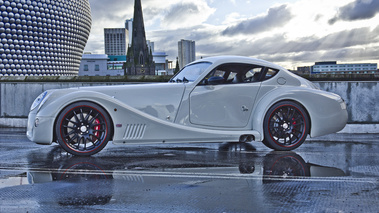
[0,0,92,76]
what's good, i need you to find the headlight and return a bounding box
[30,91,48,111]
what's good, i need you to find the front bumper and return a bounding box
[27,111,55,145]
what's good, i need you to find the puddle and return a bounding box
[0,173,28,189]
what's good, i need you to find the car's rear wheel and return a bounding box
[263,101,309,151]
[55,101,112,156]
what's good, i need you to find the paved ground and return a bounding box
[0,128,379,213]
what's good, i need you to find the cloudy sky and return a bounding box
[85,0,379,69]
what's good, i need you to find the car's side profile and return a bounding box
[27,56,348,156]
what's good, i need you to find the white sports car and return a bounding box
[27,56,348,156]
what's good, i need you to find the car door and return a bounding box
[189,64,264,128]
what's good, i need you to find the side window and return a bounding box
[243,67,264,83]
[200,63,267,85]
[226,72,237,82]
[264,68,279,80]
[213,70,226,78]
[199,69,227,85]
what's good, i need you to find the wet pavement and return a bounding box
[0,128,379,213]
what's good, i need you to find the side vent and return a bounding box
[124,124,146,139]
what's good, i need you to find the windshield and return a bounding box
[170,62,212,83]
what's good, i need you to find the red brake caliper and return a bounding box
[93,119,100,142]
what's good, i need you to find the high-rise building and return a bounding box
[178,39,196,69]
[146,40,154,53]
[0,0,92,76]
[125,0,155,75]
[104,28,128,56]
[125,19,133,46]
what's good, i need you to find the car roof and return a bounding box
[188,55,284,70]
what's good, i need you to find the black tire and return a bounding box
[263,101,309,151]
[262,151,310,183]
[55,101,113,156]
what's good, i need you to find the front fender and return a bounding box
[35,90,126,142]
[251,86,347,140]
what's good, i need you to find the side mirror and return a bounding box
[207,76,224,85]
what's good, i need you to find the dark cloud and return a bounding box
[163,3,200,23]
[88,0,159,27]
[193,25,379,65]
[84,38,104,54]
[222,4,293,36]
[262,46,379,65]
[329,0,379,24]
[161,2,214,28]
[201,26,378,55]
[85,0,379,66]
[89,0,133,20]
[150,26,217,59]
[150,24,379,63]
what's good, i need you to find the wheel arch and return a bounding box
[260,99,311,150]
[251,92,313,142]
[266,99,312,134]
[52,100,115,143]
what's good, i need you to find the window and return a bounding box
[95,65,100,71]
[201,63,269,85]
[170,62,212,83]
[264,68,279,80]
[84,64,88,71]
[212,70,227,78]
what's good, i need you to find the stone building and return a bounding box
[125,0,155,75]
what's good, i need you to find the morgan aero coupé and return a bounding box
[27,56,348,156]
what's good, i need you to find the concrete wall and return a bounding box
[0,82,130,127]
[315,81,379,124]
[0,81,378,127]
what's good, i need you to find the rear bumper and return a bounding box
[310,99,348,138]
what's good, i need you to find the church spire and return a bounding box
[126,0,155,75]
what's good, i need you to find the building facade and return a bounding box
[297,66,312,74]
[79,54,123,76]
[104,28,128,56]
[178,39,195,69]
[125,19,133,46]
[153,51,173,75]
[312,61,377,74]
[0,0,92,76]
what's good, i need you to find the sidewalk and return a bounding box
[306,123,379,142]
[307,133,379,142]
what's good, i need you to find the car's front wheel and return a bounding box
[55,101,113,156]
[263,101,309,151]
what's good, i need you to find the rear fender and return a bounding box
[251,87,345,141]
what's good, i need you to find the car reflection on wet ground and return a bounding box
[0,128,379,212]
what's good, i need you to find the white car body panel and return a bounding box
[190,83,261,128]
[27,56,348,152]
[79,83,186,122]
